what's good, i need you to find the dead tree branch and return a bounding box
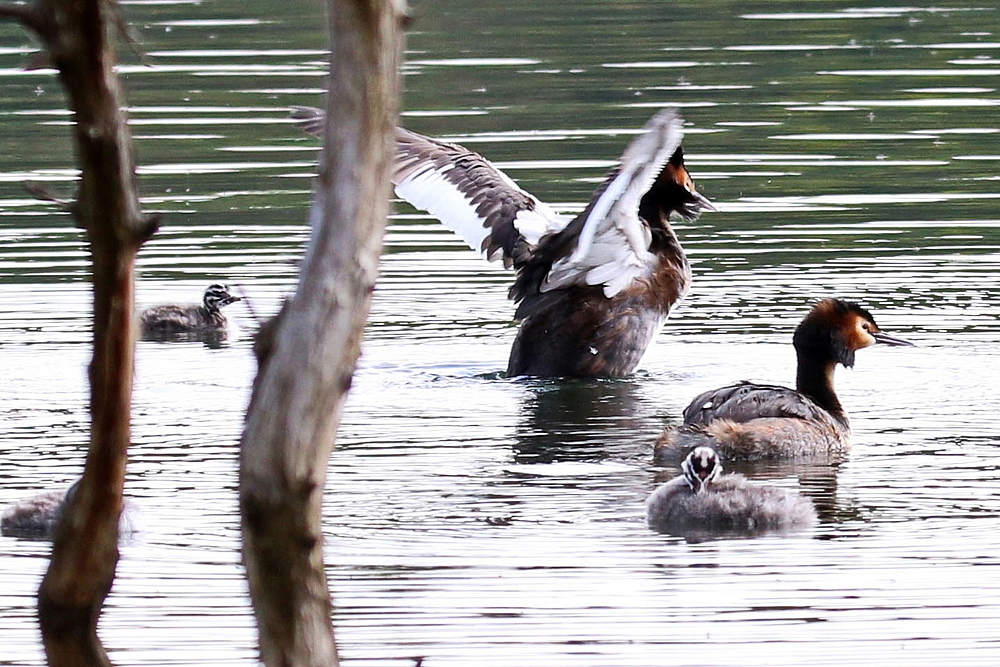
[238,0,406,664]
[2,0,153,664]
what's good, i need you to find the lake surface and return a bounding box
[2,0,999,664]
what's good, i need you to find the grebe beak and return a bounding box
[692,191,718,213]
[872,331,914,347]
[690,476,707,494]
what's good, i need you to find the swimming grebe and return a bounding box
[291,106,716,377]
[646,446,817,536]
[1,480,136,540]
[1,489,67,538]
[656,299,912,462]
[140,284,241,336]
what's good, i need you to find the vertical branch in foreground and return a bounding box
[0,0,157,664]
[239,0,405,664]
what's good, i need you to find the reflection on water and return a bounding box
[2,0,1000,664]
[141,327,231,348]
[512,379,648,463]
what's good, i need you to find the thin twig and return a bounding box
[23,180,73,211]
[236,283,264,326]
[110,2,152,66]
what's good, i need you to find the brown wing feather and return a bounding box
[682,381,833,425]
[291,105,564,270]
[392,127,548,268]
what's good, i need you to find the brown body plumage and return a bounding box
[505,181,693,377]
[140,283,241,337]
[292,106,715,378]
[656,299,912,462]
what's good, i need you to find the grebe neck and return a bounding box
[795,356,847,425]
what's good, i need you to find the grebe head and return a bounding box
[681,446,722,494]
[793,299,912,368]
[669,147,717,219]
[203,284,241,313]
[648,147,717,221]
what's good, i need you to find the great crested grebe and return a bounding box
[646,446,817,536]
[656,299,913,462]
[291,106,716,377]
[140,284,241,336]
[1,480,136,540]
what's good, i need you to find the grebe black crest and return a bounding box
[646,446,817,538]
[656,299,913,462]
[291,106,715,377]
[1,480,137,540]
[140,283,241,337]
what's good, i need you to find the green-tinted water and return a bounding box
[2,0,999,664]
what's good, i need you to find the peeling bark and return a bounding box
[238,0,405,664]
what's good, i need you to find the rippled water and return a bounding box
[2,0,999,664]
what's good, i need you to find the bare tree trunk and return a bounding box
[239,1,405,664]
[0,0,156,665]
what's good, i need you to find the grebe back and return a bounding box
[2,480,137,540]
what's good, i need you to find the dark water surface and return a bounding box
[2,0,999,664]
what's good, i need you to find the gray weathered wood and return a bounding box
[238,1,406,664]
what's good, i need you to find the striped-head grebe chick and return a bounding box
[1,480,137,540]
[656,299,913,462]
[140,284,241,336]
[292,106,715,378]
[646,446,817,537]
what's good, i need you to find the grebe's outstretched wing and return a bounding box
[540,109,685,297]
[290,105,568,269]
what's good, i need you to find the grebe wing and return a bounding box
[682,381,831,425]
[290,105,569,269]
[541,109,685,297]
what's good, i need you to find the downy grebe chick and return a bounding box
[292,106,715,378]
[646,446,817,536]
[1,480,136,540]
[656,299,913,462]
[1,489,66,538]
[140,284,241,336]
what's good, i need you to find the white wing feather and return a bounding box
[393,151,568,260]
[293,104,688,297]
[544,110,685,297]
